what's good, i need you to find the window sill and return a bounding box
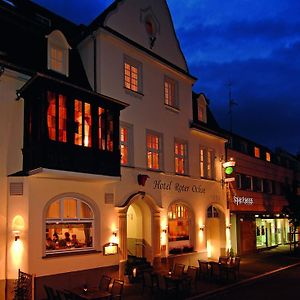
[164,104,180,113]
[43,249,101,258]
[147,168,163,173]
[124,87,144,98]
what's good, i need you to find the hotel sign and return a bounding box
[233,196,254,206]
[153,180,205,194]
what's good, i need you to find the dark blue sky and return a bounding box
[33,0,300,155]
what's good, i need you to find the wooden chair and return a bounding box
[218,256,230,265]
[173,263,185,277]
[198,260,210,280]
[227,257,241,280]
[180,266,198,296]
[99,275,112,292]
[110,279,124,300]
[157,274,176,296]
[142,271,157,295]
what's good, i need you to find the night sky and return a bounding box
[33,0,300,155]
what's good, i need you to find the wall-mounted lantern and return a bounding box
[137,174,149,186]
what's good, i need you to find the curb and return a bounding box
[187,261,300,299]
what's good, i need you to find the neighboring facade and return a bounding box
[0,0,228,299]
[226,133,300,255]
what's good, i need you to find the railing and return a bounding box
[13,269,34,300]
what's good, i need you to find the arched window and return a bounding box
[47,30,71,76]
[45,197,94,254]
[207,205,219,218]
[168,204,190,242]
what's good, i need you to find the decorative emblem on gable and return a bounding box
[140,7,160,49]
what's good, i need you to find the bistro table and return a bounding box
[67,287,111,300]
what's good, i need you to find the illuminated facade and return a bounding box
[226,133,300,255]
[0,0,228,298]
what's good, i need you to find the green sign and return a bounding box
[225,166,234,175]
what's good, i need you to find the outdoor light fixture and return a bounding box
[13,230,20,241]
[226,224,231,229]
[112,231,117,237]
[199,225,205,231]
[162,229,167,233]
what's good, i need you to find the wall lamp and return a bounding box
[199,225,205,231]
[162,229,167,233]
[226,224,231,229]
[112,231,117,237]
[13,230,20,241]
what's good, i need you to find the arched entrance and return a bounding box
[206,204,226,259]
[127,200,152,262]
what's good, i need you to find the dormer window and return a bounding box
[47,30,71,76]
[197,94,207,123]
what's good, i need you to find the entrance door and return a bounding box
[126,201,152,262]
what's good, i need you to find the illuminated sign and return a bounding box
[233,196,253,205]
[223,159,236,182]
[103,243,118,255]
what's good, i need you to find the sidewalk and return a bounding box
[122,245,300,299]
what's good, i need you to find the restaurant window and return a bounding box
[164,76,178,108]
[47,30,70,76]
[254,146,260,158]
[175,139,188,175]
[74,100,92,147]
[47,91,67,142]
[45,197,94,254]
[120,122,133,166]
[146,130,163,171]
[124,56,142,93]
[266,152,271,162]
[207,205,219,218]
[168,204,190,242]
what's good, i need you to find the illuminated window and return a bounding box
[124,57,142,93]
[168,204,190,242]
[45,197,94,254]
[175,140,188,175]
[199,147,215,179]
[164,77,178,108]
[254,147,260,158]
[74,100,91,147]
[120,123,133,166]
[98,108,114,151]
[146,131,162,170]
[266,152,271,162]
[47,91,67,142]
[47,30,70,76]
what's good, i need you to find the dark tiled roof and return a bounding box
[0,0,91,90]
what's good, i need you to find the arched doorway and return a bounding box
[127,200,152,262]
[206,205,226,259]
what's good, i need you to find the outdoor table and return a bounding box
[68,287,111,300]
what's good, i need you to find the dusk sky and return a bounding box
[33,0,300,155]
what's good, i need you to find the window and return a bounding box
[120,123,133,166]
[253,177,263,192]
[45,197,94,254]
[175,140,188,175]
[164,76,178,108]
[98,108,114,151]
[243,175,253,190]
[197,95,207,123]
[207,205,219,218]
[199,147,215,179]
[74,100,92,147]
[254,147,260,158]
[124,56,142,93]
[236,174,242,189]
[47,91,67,142]
[146,131,162,170]
[47,30,70,76]
[168,204,190,242]
[266,152,271,162]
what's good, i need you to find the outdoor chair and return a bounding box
[99,274,112,292]
[157,273,176,296]
[180,266,198,296]
[173,263,185,277]
[44,285,57,300]
[198,260,210,280]
[227,256,241,280]
[142,271,158,295]
[110,279,124,300]
[218,256,230,265]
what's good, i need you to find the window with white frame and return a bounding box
[124,56,143,93]
[146,130,163,170]
[120,123,133,166]
[199,147,215,179]
[164,76,178,108]
[45,197,94,255]
[47,30,70,76]
[175,139,188,175]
